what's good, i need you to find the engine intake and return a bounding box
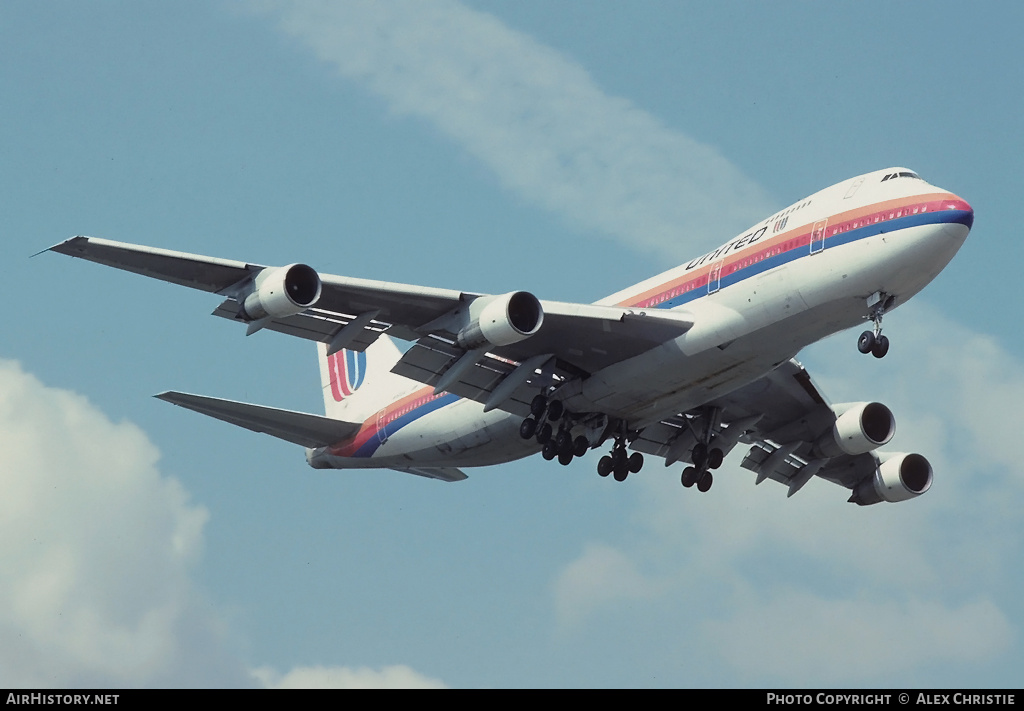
[849,451,933,505]
[241,264,322,321]
[812,401,896,458]
[456,291,543,349]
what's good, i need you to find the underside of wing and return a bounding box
[50,236,695,419]
[49,236,256,292]
[630,359,933,505]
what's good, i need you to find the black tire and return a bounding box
[691,442,708,470]
[628,452,644,473]
[519,417,537,440]
[542,440,558,460]
[597,456,613,477]
[612,446,627,467]
[558,450,574,466]
[681,466,696,488]
[872,334,890,359]
[556,429,572,452]
[536,422,552,444]
[707,448,724,470]
[613,461,629,482]
[547,399,564,421]
[530,394,547,419]
[573,436,589,457]
[697,471,713,492]
[858,330,876,354]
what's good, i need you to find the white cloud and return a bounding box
[553,543,666,628]
[702,593,1011,685]
[551,302,1022,684]
[253,664,447,689]
[257,0,776,258]
[0,359,447,688]
[0,360,247,687]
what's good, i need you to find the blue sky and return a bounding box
[2,1,1021,688]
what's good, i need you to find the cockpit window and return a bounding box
[881,172,922,182]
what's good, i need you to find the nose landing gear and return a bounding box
[857,292,895,359]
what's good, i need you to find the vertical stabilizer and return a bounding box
[318,336,418,422]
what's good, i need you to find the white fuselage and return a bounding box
[308,168,972,471]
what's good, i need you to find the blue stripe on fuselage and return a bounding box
[654,209,970,310]
[351,392,460,458]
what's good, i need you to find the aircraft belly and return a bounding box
[797,223,966,309]
[308,404,536,470]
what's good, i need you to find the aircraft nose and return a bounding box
[941,194,973,237]
[958,198,974,231]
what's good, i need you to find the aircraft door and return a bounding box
[376,408,389,444]
[810,220,828,254]
[708,260,724,294]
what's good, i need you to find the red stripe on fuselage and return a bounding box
[618,193,966,309]
[329,385,448,457]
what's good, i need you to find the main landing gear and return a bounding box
[596,425,643,482]
[519,394,644,481]
[680,439,724,493]
[519,393,590,467]
[679,408,724,493]
[857,291,895,359]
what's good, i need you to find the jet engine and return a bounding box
[456,291,544,349]
[812,401,896,458]
[849,451,933,505]
[240,264,322,321]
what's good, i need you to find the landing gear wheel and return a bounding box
[697,471,714,492]
[519,418,537,439]
[597,456,613,477]
[558,450,574,466]
[530,394,547,419]
[547,399,564,421]
[613,461,629,482]
[681,466,697,488]
[691,442,708,470]
[858,330,876,354]
[542,440,558,460]
[707,448,724,470]
[556,430,573,455]
[613,447,628,470]
[628,452,644,473]
[872,334,890,359]
[535,422,553,444]
[573,436,589,457]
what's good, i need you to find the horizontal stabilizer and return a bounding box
[156,391,359,448]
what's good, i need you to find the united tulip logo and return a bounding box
[327,349,367,401]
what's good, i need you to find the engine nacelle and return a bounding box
[241,264,322,320]
[812,402,896,458]
[850,451,933,505]
[456,291,543,349]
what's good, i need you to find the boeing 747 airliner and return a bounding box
[50,167,972,505]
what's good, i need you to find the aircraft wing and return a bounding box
[50,237,693,411]
[630,359,924,503]
[49,236,466,343]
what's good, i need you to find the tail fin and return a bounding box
[318,336,418,422]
